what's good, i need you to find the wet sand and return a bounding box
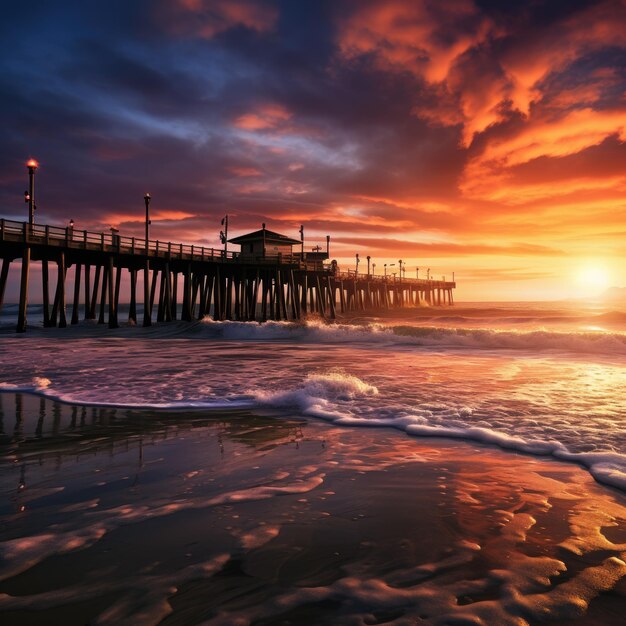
[0,392,625,625]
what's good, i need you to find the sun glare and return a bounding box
[576,265,611,292]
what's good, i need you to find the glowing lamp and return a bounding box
[26,159,39,169]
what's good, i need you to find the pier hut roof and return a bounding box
[228,229,302,246]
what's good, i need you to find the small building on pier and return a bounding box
[229,226,301,258]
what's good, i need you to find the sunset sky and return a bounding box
[1,0,625,300]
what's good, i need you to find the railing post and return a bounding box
[45,225,50,244]
[83,229,87,248]
[132,237,135,254]
[191,245,194,257]
[168,241,171,257]
[0,219,4,241]
[180,243,183,256]
[101,233,105,249]
[156,240,159,255]
[201,247,205,261]
[23,221,28,243]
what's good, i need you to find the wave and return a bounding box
[3,370,625,493]
[7,316,626,355]
[249,372,626,492]
[193,318,626,356]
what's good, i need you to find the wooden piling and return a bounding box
[90,265,101,320]
[143,261,151,327]
[129,268,137,324]
[57,252,67,328]
[71,263,82,324]
[16,248,30,332]
[108,257,118,329]
[0,258,10,317]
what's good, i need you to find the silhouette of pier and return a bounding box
[0,218,456,332]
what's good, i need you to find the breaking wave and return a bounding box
[194,318,626,356]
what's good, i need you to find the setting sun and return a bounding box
[576,264,612,293]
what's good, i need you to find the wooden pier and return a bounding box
[0,219,456,332]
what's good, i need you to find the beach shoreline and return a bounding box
[1,392,625,625]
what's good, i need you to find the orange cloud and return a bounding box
[462,109,626,200]
[234,103,292,130]
[228,166,262,177]
[337,0,492,83]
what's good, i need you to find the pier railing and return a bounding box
[0,219,309,265]
[0,219,456,282]
[334,270,454,288]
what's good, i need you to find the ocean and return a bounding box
[1,301,625,624]
[1,301,625,491]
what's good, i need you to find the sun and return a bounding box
[576,265,611,292]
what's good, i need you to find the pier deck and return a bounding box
[0,219,456,332]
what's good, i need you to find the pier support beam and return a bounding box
[16,248,30,332]
[0,258,10,318]
[108,257,118,329]
[142,261,151,327]
[71,263,82,324]
[57,252,67,328]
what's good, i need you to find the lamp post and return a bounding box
[220,215,228,257]
[144,193,151,249]
[326,235,330,257]
[416,267,419,279]
[372,263,376,276]
[26,159,38,226]
[300,225,304,257]
[398,259,403,281]
[143,193,152,327]
[427,268,430,280]
[367,255,371,277]
[355,253,360,278]
[68,219,74,241]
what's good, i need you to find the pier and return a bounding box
[0,218,456,332]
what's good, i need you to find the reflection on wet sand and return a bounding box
[0,392,625,625]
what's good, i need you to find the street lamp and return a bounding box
[355,253,360,278]
[367,255,371,277]
[300,224,304,257]
[398,259,403,281]
[144,193,151,249]
[220,215,228,256]
[372,263,376,275]
[26,159,38,226]
[416,267,419,279]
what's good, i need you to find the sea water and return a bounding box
[1,301,626,624]
[1,301,625,492]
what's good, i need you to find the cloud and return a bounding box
[1,0,625,299]
[157,0,278,38]
[233,103,292,130]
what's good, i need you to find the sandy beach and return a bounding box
[1,392,625,625]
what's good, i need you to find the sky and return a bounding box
[1,0,625,301]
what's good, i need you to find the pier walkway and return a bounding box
[0,218,456,332]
